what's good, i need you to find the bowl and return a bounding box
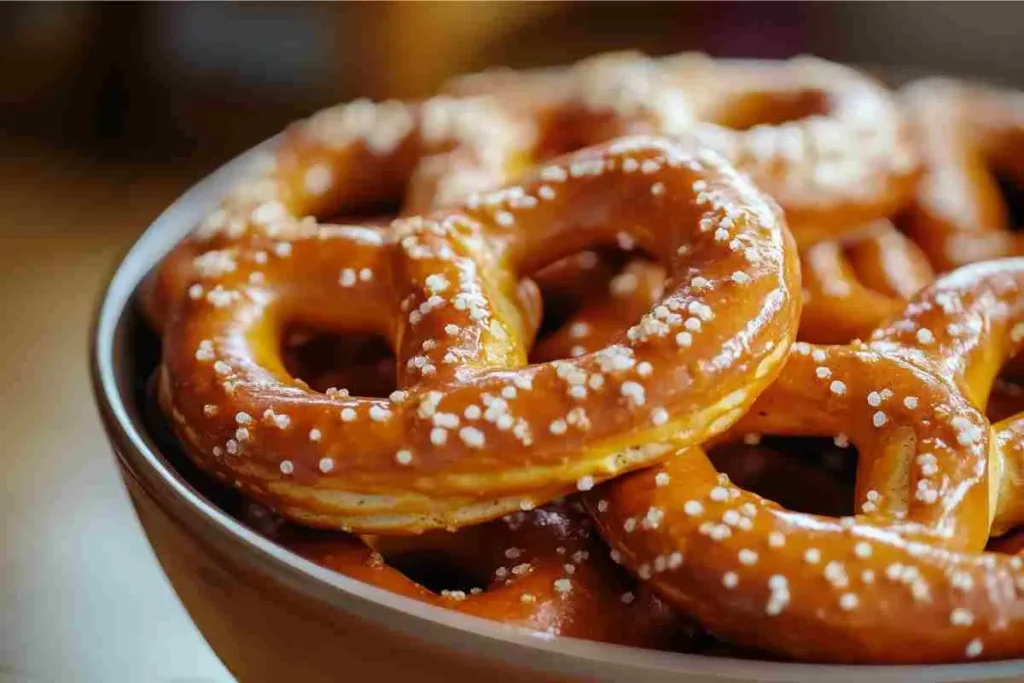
[90,139,1024,683]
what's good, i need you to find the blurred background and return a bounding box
[2,3,1024,682]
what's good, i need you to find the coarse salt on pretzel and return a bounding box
[799,220,934,344]
[275,501,691,648]
[450,51,918,245]
[902,79,1024,271]
[589,259,1024,663]
[156,136,799,533]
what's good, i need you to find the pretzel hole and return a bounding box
[987,526,1024,554]
[381,548,486,595]
[530,252,660,352]
[281,327,396,397]
[993,171,1024,230]
[318,204,403,225]
[709,437,855,517]
[713,89,829,131]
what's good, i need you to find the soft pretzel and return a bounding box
[449,51,918,245]
[155,136,800,533]
[679,57,918,245]
[589,259,1024,663]
[270,501,691,648]
[140,96,537,329]
[799,220,935,343]
[902,79,1024,271]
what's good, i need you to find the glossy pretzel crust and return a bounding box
[156,137,800,533]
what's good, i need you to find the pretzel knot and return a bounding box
[588,259,1024,663]
[157,136,799,533]
[902,79,1024,271]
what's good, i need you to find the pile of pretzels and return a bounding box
[143,52,1024,663]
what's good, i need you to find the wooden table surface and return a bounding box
[0,138,233,682]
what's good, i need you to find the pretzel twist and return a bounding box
[588,259,1024,663]
[902,79,1024,271]
[799,220,935,343]
[156,136,799,533]
[449,52,918,245]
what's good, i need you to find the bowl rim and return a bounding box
[90,137,1024,683]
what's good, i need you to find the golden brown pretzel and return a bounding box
[799,220,935,343]
[155,136,800,534]
[450,51,918,245]
[902,79,1024,271]
[140,96,538,330]
[248,320,694,648]
[272,501,691,648]
[589,259,1024,663]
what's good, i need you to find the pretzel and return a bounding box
[142,67,710,332]
[799,220,935,343]
[449,51,918,245]
[901,79,1024,271]
[261,501,693,648]
[587,259,1024,663]
[140,95,537,329]
[242,321,694,648]
[155,136,800,534]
